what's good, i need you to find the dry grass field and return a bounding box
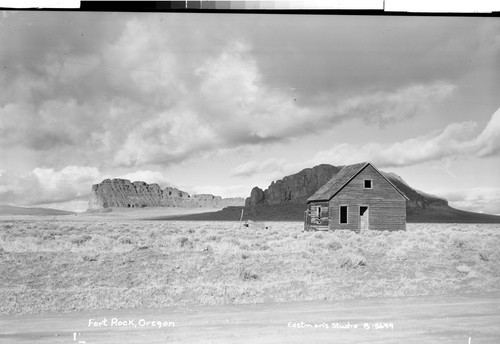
[0,219,499,315]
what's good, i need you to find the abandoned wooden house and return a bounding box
[305,162,408,232]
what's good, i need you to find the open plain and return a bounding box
[0,214,499,342]
[1,215,499,314]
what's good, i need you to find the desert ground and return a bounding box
[1,292,499,343]
[0,212,499,342]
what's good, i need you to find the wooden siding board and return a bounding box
[328,164,406,232]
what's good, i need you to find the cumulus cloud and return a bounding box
[0,14,193,168]
[194,42,314,142]
[113,107,217,167]
[230,158,329,190]
[432,187,500,215]
[118,170,172,187]
[310,107,500,168]
[185,184,251,199]
[472,107,500,157]
[0,166,101,206]
[332,82,456,126]
[193,41,456,147]
[231,158,288,178]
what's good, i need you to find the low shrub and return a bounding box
[449,233,470,249]
[147,230,159,239]
[240,269,259,281]
[177,236,193,249]
[386,246,408,261]
[479,252,490,262]
[205,234,222,242]
[313,232,324,239]
[222,237,240,246]
[259,244,271,251]
[71,234,92,245]
[42,232,57,241]
[456,264,471,274]
[326,240,343,251]
[119,236,135,245]
[339,252,366,268]
[81,254,99,262]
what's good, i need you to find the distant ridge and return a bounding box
[0,205,76,216]
[150,163,500,223]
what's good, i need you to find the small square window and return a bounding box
[364,180,372,189]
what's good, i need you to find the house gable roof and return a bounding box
[306,162,409,203]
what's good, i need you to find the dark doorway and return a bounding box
[359,206,369,231]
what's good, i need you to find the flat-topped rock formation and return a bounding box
[88,179,244,209]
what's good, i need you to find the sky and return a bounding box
[0,11,499,214]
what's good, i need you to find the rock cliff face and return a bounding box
[88,179,244,209]
[245,164,447,209]
[245,164,340,207]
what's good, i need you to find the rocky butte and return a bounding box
[245,164,448,210]
[88,179,245,210]
[232,163,500,223]
[245,164,343,206]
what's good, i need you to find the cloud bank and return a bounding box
[0,166,101,206]
[311,107,500,168]
[433,187,500,215]
[231,107,500,187]
[0,14,458,171]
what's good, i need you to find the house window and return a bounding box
[311,205,320,217]
[364,179,372,189]
[339,206,348,224]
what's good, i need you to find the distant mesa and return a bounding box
[88,178,245,210]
